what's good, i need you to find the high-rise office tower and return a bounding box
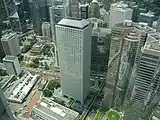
[49,0,66,41]
[34,0,49,22]
[103,21,151,110]
[0,88,14,120]
[113,28,141,110]
[49,0,70,66]
[0,23,5,62]
[139,12,154,27]
[23,0,30,20]
[30,1,41,35]
[3,0,27,33]
[41,22,51,41]
[1,33,21,56]
[30,0,50,35]
[156,16,160,32]
[103,23,133,109]
[56,18,92,104]
[87,18,108,28]
[109,1,133,29]
[131,5,139,22]
[100,7,110,28]
[80,4,89,19]
[91,26,111,75]
[124,33,160,120]
[89,0,100,18]
[71,0,79,18]
[3,55,22,76]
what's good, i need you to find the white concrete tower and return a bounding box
[56,18,92,104]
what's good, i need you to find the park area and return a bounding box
[107,109,120,120]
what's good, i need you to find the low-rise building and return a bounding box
[38,79,47,91]
[31,97,79,120]
[8,73,39,103]
[30,42,46,55]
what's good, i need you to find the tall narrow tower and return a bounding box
[71,0,79,18]
[3,0,26,33]
[0,22,5,62]
[0,88,14,120]
[124,34,160,120]
[56,18,92,104]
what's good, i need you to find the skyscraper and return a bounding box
[49,0,66,41]
[139,12,154,27]
[3,0,27,33]
[89,0,100,18]
[1,33,20,56]
[23,0,30,20]
[49,0,70,66]
[91,26,111,75]
[80,4,89,19]
[109,1,133,29]
[3,55,22,76]
[103,21,150,110]
[0,23,5,62]
[33,0,49,22]
[30,1,41,35]
[0,88,14,120]
[41,22,51,41]
[156,16,160,32]
[30,0,50,35]
[113,28,140,110]
[56,18,92,104]
[124,32,160,120]
[103,23,134,109]
[71,0,79,18]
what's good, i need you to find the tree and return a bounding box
[30,36,37,45]
[44,62,49,70]
[19,39,23,46]
[32,58,39,64]
[47,80,61,90]
[29,63,39,68]
[43,89,53,97]
[18,55,24,62]
[21,45,32,53]
[0,70,7,76]
[54,82,61,89]
[47,81,55,91]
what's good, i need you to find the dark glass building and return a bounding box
[0,23,5,62]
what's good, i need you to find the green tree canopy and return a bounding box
[43,89,53,97]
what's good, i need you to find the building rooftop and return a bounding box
[30,42,46,54]
[140,12,154,17]
[114,7,132,12]
[143,36,160,56]
[111,1,128,8]
[3,55,17,61]
[1,32,17,41]
[114,21,160,55]
[32,98,79,120]
[92,0,98,3]
[87,17,104,23]
[8,73,39,103]
[80,3,89,7]
[124,29,139,42]
[58,18,90,29]
[9,12,19,18]
[92,28,111,36]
